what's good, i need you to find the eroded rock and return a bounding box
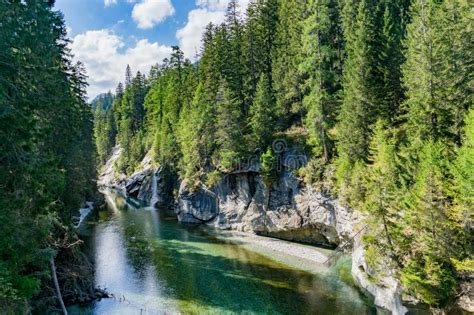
[176,180,219,223]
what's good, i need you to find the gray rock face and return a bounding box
[176,180,219,223]
[105,166,173,209]
[351,235,409,315]
[125,169,151,198]
[175,170,359,248]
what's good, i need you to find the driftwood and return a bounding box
[50,258,68,315]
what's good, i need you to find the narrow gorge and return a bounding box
[1,0,472,314]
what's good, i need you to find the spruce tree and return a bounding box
[224,0,246,111]
[450,108,474,264]
[377,0,410,120]
[335,0,379,199]
[300,0,343,162]
[401,141,458,306]
[215,80,244,171]
[249,74,275,150]
[273,0,306,126]
[362,120,403,268]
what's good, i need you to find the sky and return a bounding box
[55,0,250,100]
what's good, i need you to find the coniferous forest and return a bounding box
[1,0,473,313]
[0,0,96,312]
[96,0,473,308]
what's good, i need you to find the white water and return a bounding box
[149,172,159,208]
[74,201,93,228]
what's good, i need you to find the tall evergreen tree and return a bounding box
[300,0,343,162]
[335,0,381,199]
[215,80,244,171]
[273,0,306,126]
[249,74,275,150]
[401,141,458,306]
[223,0,246,111]
[362,120,403,268]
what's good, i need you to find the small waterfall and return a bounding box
[150,171,159,208]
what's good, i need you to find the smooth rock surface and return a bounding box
[177,171,360,248]
[176,180,219,223]
[351,235,409,315]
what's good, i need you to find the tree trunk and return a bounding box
[50,258,68,315]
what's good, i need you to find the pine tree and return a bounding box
[249,74,275,150]
[453,107,474,214]
[125,64,132,87]
[215,80,244,171]
[401,0,471,149]
[224,0,246,111]
[401,141,458,306]
[377,0,410,120]
[273,0,306,126]
[300,0,343,162]
[242,0,279,108]
[362,120,403,268]
[335,0,380,200]
[450,108,474,260]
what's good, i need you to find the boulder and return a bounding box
[176,180,219,223]
[125,170,151,198]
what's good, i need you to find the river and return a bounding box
[69,191,376,314]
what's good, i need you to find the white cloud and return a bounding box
[104,0,117,7]
[71,29,172,99]
[176,0,250,59]
[196,0,229,11]
[196,0,251,12]
[176,9,226,59]
[132,0,175,29]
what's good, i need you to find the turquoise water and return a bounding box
[69,192,375,314]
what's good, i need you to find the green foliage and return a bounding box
[300,0,342,162]
[205,170,222,189]
[0,0,96,310]
[273,0,306,124]
[215,80,245,171]
[260,147,277,186]
[249,74,275,150]
[451,258,474,273]
[361,120,404,267]
[450,108,474,221]
[401,257,456,306]
[88,0,472,308]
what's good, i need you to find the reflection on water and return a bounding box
[70,192,375,314]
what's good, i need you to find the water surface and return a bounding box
[70,192,375,314]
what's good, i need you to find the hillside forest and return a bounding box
[0,0,472,312]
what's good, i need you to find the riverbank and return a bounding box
[205,229,335,274]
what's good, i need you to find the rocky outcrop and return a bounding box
[176,180,219,223]
[351,235,409,315]
[98,145,124,188]
[99,147,174,208]
[176,170,360,248]
[124,169,151,198]
[456,279,474,313]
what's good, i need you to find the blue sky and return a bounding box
[54,0,250,99]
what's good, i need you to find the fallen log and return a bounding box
[50,258,68,315]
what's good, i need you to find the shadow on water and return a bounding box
[71,191,376,315]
